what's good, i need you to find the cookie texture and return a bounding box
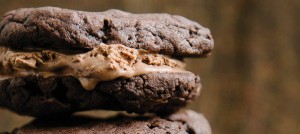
[9,110,211,134]
[0,72,201,117]
[0,7,213,56]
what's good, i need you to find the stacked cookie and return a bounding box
[0,7,214,133]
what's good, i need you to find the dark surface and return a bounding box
[0,72,201,117]
[0,7,214,56]
[8,110,211,134]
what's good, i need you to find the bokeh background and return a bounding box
[0,0,299,133]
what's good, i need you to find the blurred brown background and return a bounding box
[0,0,299,134]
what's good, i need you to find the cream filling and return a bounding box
[0,44,186,90]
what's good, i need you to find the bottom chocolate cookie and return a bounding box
[0,72,201,117]
[8,110,211,134]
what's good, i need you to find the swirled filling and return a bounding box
[0,44,186,90]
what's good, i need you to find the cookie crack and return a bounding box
[101,18,114,44]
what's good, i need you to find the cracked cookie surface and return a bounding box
[0,7,213,56]
[0,72,201,117]
[8,110,211,134]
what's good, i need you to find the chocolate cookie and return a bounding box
[0,7,213,56]
[8,110,211,134]
[0,7,212,117]
[0,72,201,117]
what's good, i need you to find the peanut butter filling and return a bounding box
[0,44,186,90]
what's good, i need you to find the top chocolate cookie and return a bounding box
[0,7,213,56]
